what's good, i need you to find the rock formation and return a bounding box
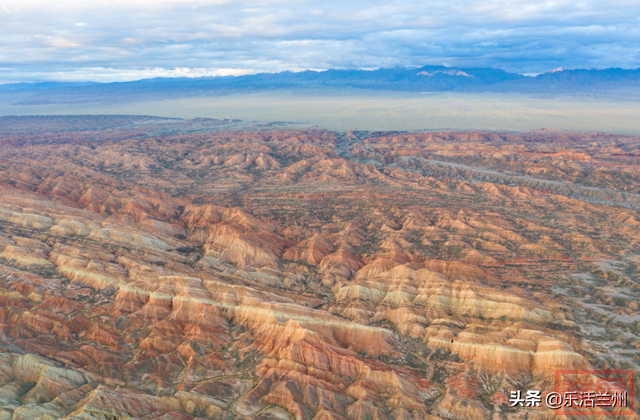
[0,117,638,419]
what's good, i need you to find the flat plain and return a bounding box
[1,89,640,134]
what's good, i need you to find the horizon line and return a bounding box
[2,65,640,86]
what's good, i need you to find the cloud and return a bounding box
[0,0,639,82]
[0,67,258,84]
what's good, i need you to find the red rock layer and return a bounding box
[0,121,639,419]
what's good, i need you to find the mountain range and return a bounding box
[2,66,640,99]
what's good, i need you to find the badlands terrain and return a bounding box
[0,115,639,419]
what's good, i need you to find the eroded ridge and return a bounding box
[0,119,639,420]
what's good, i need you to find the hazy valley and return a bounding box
[2,89,640,135]
[2,67,640,134]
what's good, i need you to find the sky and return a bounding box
[1,0,640,83]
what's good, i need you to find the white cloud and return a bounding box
[0,0,639,81]
[0,67,259,83]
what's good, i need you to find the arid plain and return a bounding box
[2,89,640,135]
[0,115,639,419]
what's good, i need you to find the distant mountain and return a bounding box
[2,66,640,103]
[513,67,640,91]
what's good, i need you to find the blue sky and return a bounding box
[1,0,639,82]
